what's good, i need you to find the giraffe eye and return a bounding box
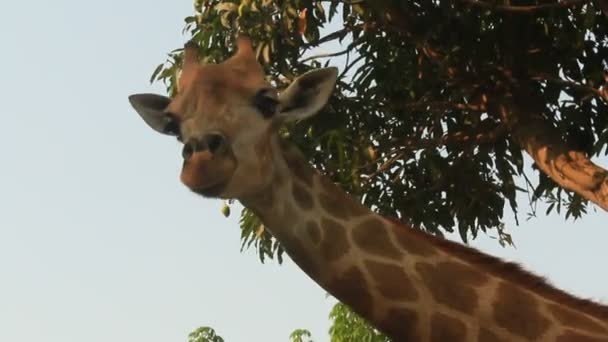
[254,89,278,118]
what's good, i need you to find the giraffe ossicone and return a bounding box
[129,37,608,341]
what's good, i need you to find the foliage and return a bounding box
[183,304,389,342]
[290,329,314,342]
[149,0,608,341]
[153,0,608,251]
[328,303,389,342]
[188,326,225,342]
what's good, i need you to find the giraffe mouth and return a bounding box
[180,150,236,198]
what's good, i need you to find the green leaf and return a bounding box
[149,63,164,84]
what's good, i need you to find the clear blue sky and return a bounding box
[1,1,606,341]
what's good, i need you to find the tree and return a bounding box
[148,0,608,340]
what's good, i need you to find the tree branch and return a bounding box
[399,125,508,150]
[531,73,608,104]
[387,100,487,112]
[363,150,406,181]
[303,27,351,48]
[301,35,362,63]
[490,93,608,211]
[462,0,588,13]
[300,49,350,63]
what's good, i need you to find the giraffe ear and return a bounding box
[128,93,180,136]
[277,67,338,122]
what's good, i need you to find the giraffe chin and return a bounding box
[186,180,227,198]
[180,151,236,198]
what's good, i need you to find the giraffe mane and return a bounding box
[400,223,608,321]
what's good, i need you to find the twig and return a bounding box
[300,49,350,63]
[363,150,406,181]
[385,100,487,112]
[300,27,364,67]
[462,0,588,13]
[531,73,608,103]
[305,28,349,48]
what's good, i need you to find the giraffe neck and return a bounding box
[240,140,608,342]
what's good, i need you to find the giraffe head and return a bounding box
[129,37,337,198]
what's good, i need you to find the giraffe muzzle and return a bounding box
[180,132,236,198]
[182,132,228,161]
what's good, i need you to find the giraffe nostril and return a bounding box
[182,141,195,160]
[182,133,227,160]
[204,132,227,155]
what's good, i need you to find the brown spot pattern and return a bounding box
[319,218,350,262]
[327,267,373,316]
[279,203,298,223]
[305,221,321,245]
[319,174,338,193]
[283,150,314,186]
[352,218,403,259]
[283,235,319,279]
[345,198,369,217]
[319,192,351,219]
[477,328,506,342]
[375,307,418,341]
[255,186,274,209]
[391,224,436,256]
[407,222,608,323]
[548,303,608,334]
[316,175,368,218]
[292,182,314,210]
[365,260,418,301]
[431,313,466,342]
[492,283,551,340]
[556,331,608,342]
[416,261,488,314]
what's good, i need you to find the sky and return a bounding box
[0,1,606,341]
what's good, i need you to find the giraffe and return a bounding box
[128,37,608,341]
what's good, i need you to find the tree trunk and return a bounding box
[491,92,608,211]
